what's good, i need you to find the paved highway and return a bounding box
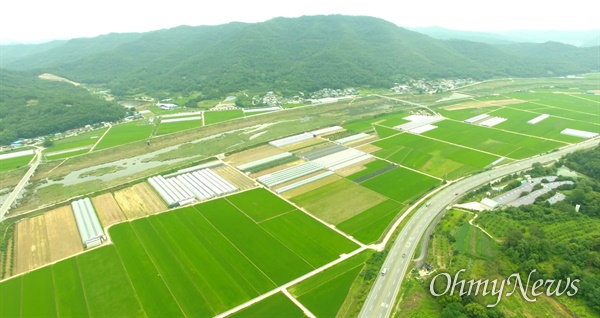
[359,138,599,318]
[0,147,42,222]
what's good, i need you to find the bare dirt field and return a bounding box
[335,157,376,177]
[250,159,307,178]
[113,184,162,219]
[443,98,524,110]
[92,193,126,227]
[355,143,382,154]
[281,174,341,199]
[345,135,379,148]
[225,145,285,166]
[132,183,166,214]
[14,215,51,274]
[213,166,257,191]
[280,138,326,152]
[37,73,80,86]
[44,206,84,263]
[293,179,387,225]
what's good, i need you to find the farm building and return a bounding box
[270,133,315,147]
[71,198,106,248]
[312,148,372,171]
[336,133,370,145]
[237,152,294,172]
[161,116,202,123]
[148,168,238,207]
[560,128,599,139]
[242,106,281,113]
[464,114,490,124]
[393,115,443,131]
[409,124,438,134]
[157,103,178,110]
[310,126,343,136]
[479,117,507,127]
[257,162,323,187]
[527,114,549,124]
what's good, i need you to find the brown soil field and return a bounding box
[280,138,326,152]
[291,141,336,157]
[92,193,126,227]
[345,135,379,148]
[281,174,341,199]
[335,157,376,177]
[355,143,382,154]
[14,215,51,274]
[250,159,307,178]
[113,186,153,219]
[132,183,167,214]
[225,145,285,166]
[212,166,257,191]
[443,98,524,110]
[44,206,84,263]
[292,179,387,225]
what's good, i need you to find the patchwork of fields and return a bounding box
[0,190,358,317]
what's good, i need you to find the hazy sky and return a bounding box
[1,0,599,44]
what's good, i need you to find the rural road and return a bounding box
[0,147,42,222]
[359,138,599,318]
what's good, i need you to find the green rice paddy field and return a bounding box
[204,110,244,125]
[372,133,500,179]
[290,250,372,317]
[0,190,358,317]
[229,292,304,317]
[361,167,441,203]
[49,128,107,152]
[156,119,202,135]
[422,120,565,159]
[0,154,34,172]
[93,121,155,150]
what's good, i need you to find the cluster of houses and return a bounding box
[391,78,475,94]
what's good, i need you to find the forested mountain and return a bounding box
[2,15,598,97]
[0,70,126,145]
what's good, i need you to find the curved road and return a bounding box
[359,138,599,318]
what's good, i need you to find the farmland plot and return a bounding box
[93,121,155,150]
[361,167,440,203]
[0,191,358,317]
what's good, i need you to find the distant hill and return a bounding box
[1,15,599,98]
[411,26,600,47]
[0,70,126,145]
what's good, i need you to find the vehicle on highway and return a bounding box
[426,202,431,207]
[402,253,406,258]
[381,268,387,276]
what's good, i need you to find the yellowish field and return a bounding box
[345,135,379,147]
[92,193,126,227]
[292,179,387,224]
[14,215,51,274]
[44,206,84,262]
[281,174,341,199]
[443,98,524,110]
[113,183,166,219]
[224,145,285,166]
[355,143,382,154]
[212,165,257,191]
[334,157,376,177]
[280,138,325,152]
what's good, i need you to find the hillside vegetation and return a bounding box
[2,15,599,97]
[0,70,126,145]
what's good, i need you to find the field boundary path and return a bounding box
[88,125,112,152]
[215,246,368,317]
[0,147,42,222]
[282,288,317,318]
